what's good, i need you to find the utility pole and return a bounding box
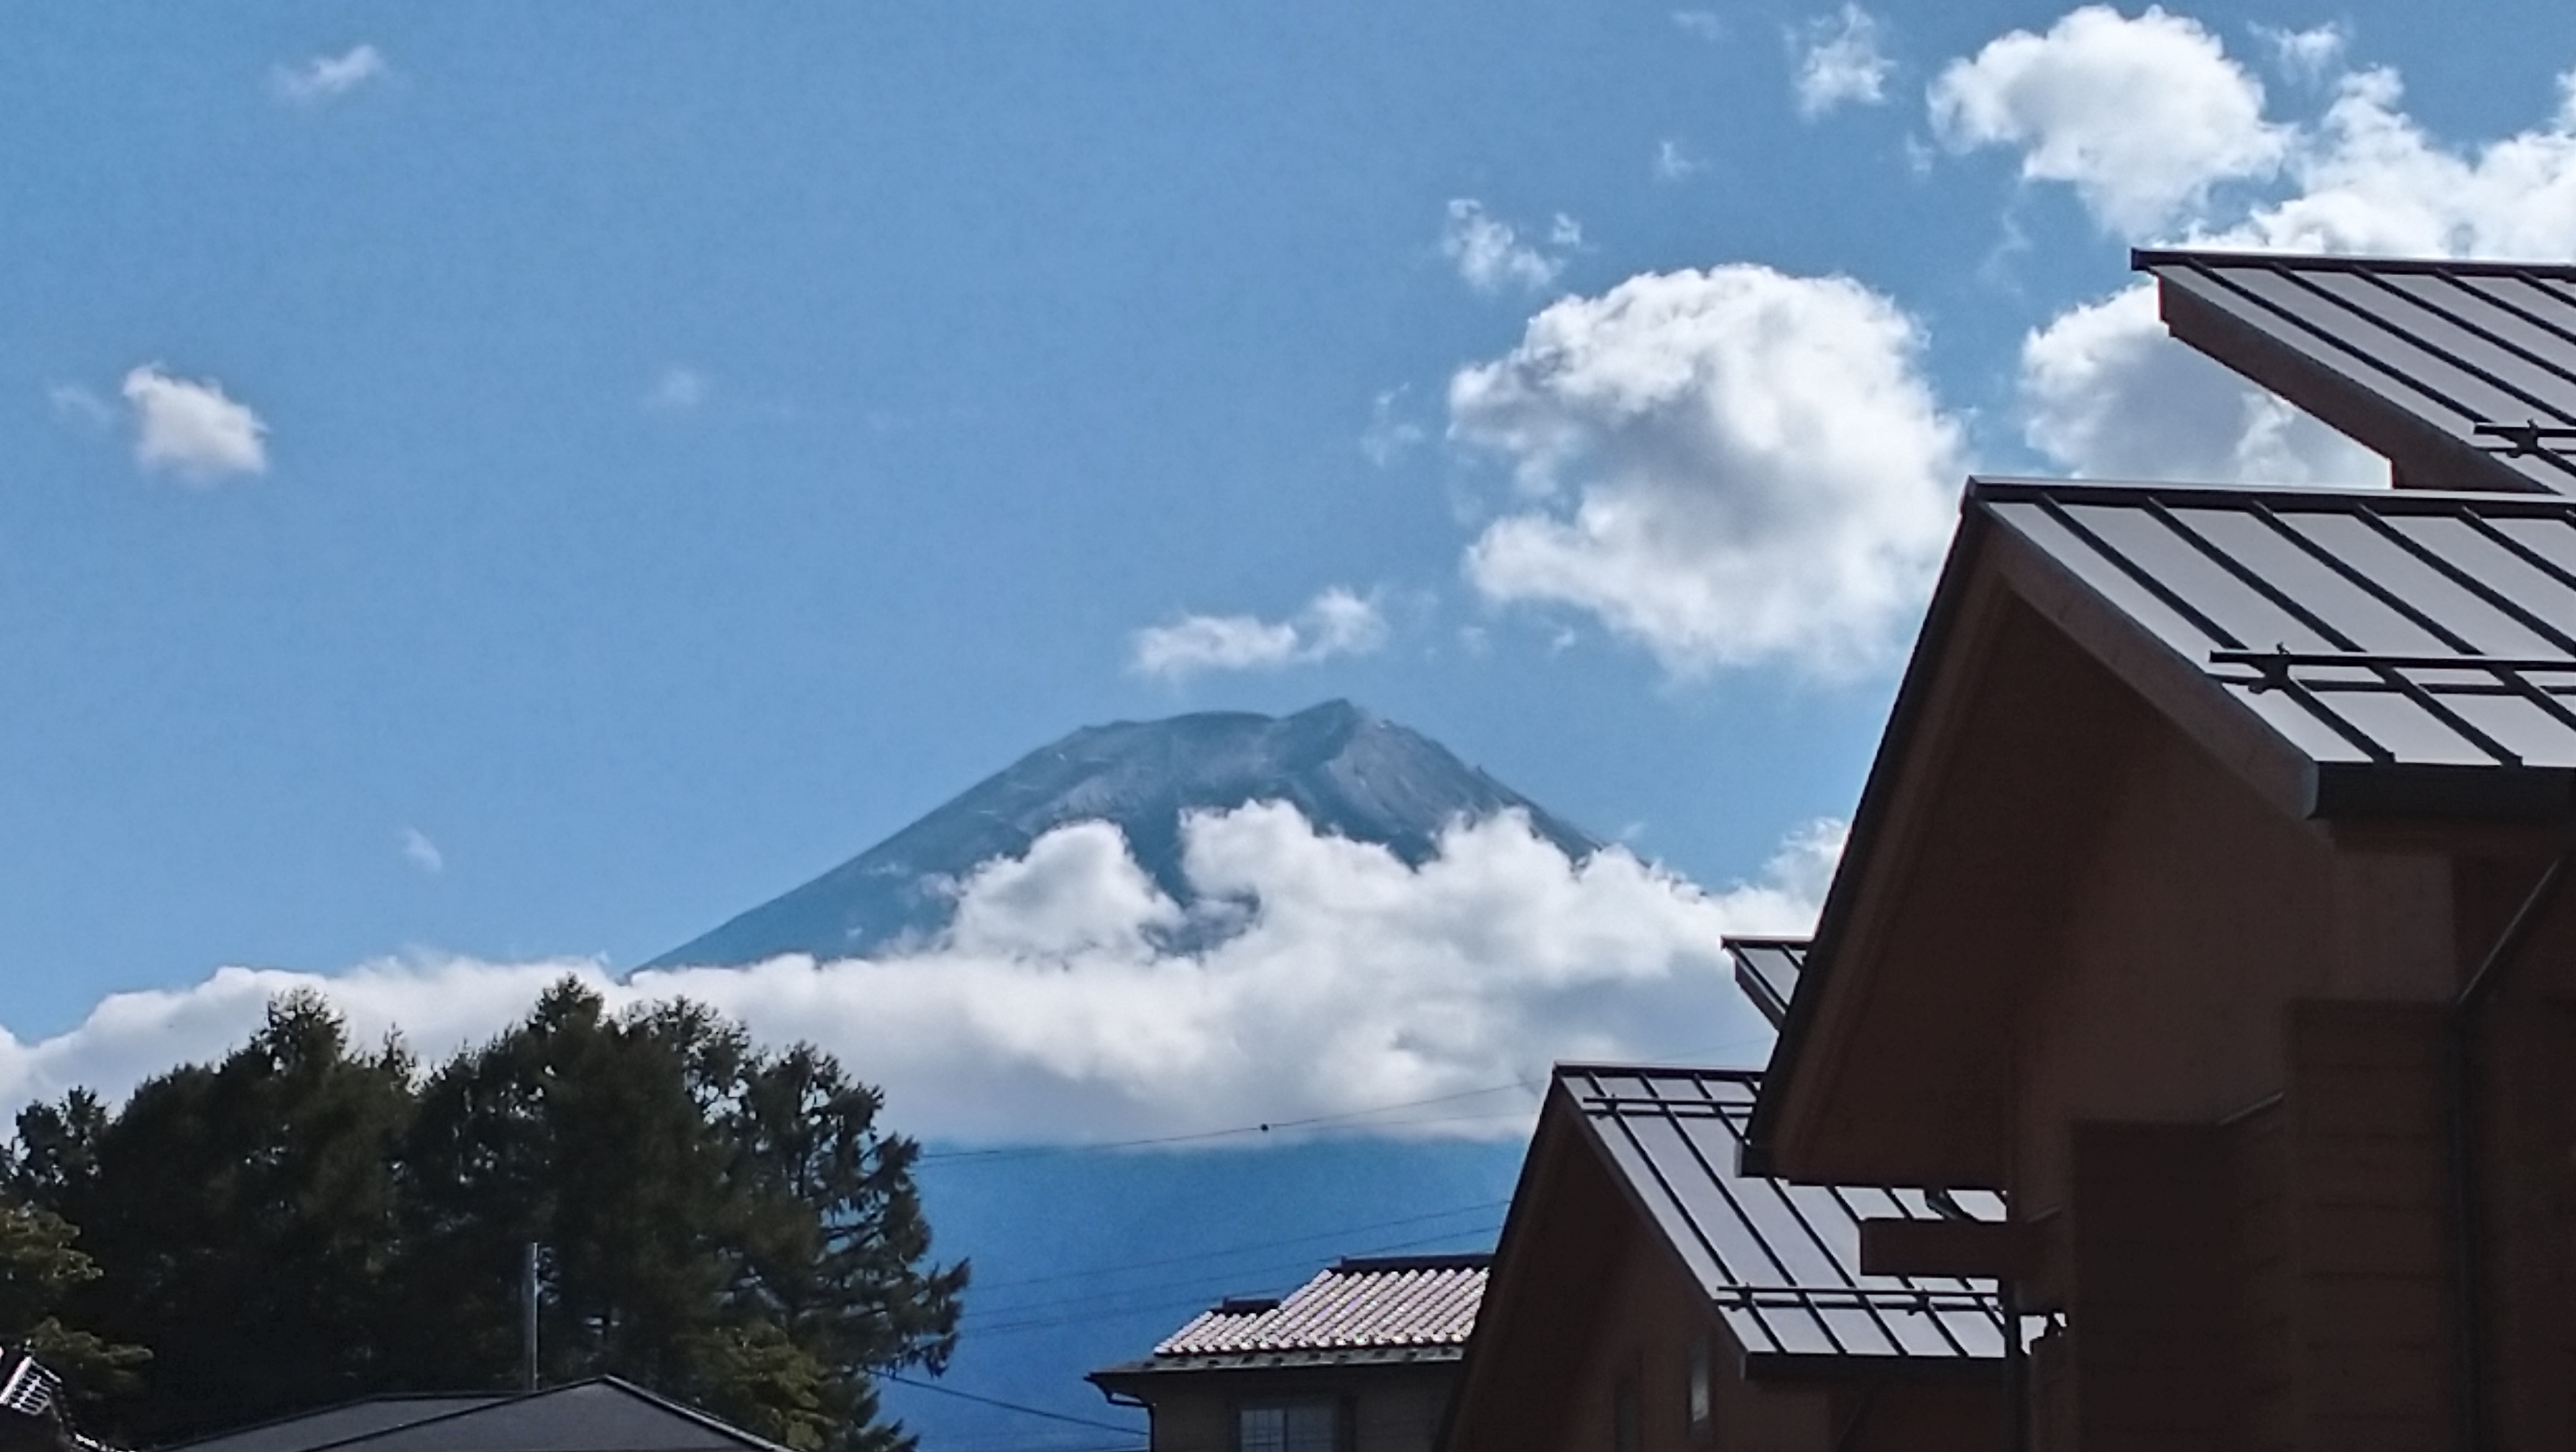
[523,1242,541,1393]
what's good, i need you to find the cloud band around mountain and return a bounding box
[0,805,1829,1147]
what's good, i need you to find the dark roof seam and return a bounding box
[2244,499,2481,653]
[2027,495,2244,648]
[2337,267,2576,445]
[2434,269,2576,364]
[2455,509,2576,592]
[2182,258,2491,431]
[1583,1079,1804,1356]
[2140,497,2361,650]
[2352,502,2576,657]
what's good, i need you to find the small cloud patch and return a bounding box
[272,45,388,105]
[1792,6,1894,118]
[1130,588,1390,681]
[1440,201,1579,295]
[400,828,445,877]
[121,366,269,484]
[645,366,710,412]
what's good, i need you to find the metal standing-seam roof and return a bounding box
[1151,1255,1487,1360]
[1560,1065,2005,1368]
[2140,249,2576,496]
[1978,475,2576,815]
[1723,938,1807,1030]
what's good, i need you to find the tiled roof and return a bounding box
[1153,1255,1487,1357]
[2142,249,2576,495]
[1979,476,2576,815]
[1561,1065,2005,1364]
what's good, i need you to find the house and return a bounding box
[1088,1253,1487,1452]
[156,1379,792,1452]
[1745,249,2576,1447]
[1439,964,2008,1452]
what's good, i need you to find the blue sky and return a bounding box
[26,4,2576,1446]
[14,0,2576,1096]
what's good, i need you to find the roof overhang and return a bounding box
[1750,475,2576,1184]
[2138,247,2576,496]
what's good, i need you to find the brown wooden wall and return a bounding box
[1128,1364,1459,1452]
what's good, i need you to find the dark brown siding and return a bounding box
[2066,1122,2239,1450]
[2278,1002,2451,1448]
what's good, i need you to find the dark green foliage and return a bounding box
[4,982,963,1452]
[0,1189,148,1406]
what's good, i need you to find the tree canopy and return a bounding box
[3,984,965,1452]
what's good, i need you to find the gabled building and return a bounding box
[157,1379,791,1452]
[1747,249,2576,1448]
[1089,1255,1487,1452]
[1441,1053,2006,1452]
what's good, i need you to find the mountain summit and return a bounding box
[645,699,1599,968]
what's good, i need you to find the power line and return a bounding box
[968,1197,1512,1293]
[916,1081,1536,1165]
[962,1224,1503,1337]
[965,1217,1506,1320]
[879,1373,1144,1435]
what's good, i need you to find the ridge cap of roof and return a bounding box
[2131,245,2576,278]
[1963,474,2559,507]
[1551,1060,1759,1082]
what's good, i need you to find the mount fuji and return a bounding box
[646,699,1600,969]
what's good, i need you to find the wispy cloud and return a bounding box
[1653,139,1706,182]
[121,366,269,484]
[271,45,388,105]
[1671,10,1725,42]
[0,808,1834,1144]
[1439,200,1580,295]
[1791,6,1894,118]
[1360,388,1427,467]
[399,828,445,876]
[47,384,112,429]
[644,366,710,412]
[2253,21,2347,84]
[1130,587,1389,681]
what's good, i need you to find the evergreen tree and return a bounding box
[0,1193,148,1407]
[6,982,964,1450]
[10,994,413,1441]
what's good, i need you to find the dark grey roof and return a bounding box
[161,1381,787,1452]
[1980,475,2576,815]
[2140,249,2576,496]
[1560,1065,2004,1368]
[161,1400,507,1452]
[1722,938,1805,1030]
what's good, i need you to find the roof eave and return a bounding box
[2132,247,2556,496]
[1744,495,1998,1173]
[1738,1350,2005,1385]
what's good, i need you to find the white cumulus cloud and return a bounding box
[1440,201,1579,295]
[272,45,388,104]
[1130,588,1390,680]
[121,366,269,484]
[1448,265,1963,677]
[1929,6,2287,237]
[1793,6,1894,119]
[0,807,1832,1145]
[2010,45,2576,485]
[2020,282,2379,484]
